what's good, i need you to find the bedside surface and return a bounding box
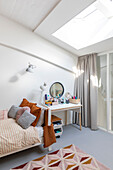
[48,103,82,111]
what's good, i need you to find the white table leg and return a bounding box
[48,109,51,126]
[65,111,67,125]
[48,145,52,151]
[79,111,82,130]
[73,108,82,130]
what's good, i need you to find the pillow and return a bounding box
[17,110,36,129]
[19,98,37,109]
[31,105,41,127]
[0,109,8,120]
[8,105,21,119]
[36,109,45,126]
[16,106,30,121]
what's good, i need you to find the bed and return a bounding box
[0,104,55,158]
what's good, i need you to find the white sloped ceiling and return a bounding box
[0,0,113,56]
[0,0,61,30]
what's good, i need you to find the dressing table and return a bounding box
[45,82,82,130]
[48,103,82,130]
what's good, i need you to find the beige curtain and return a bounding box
[75,53,98,130]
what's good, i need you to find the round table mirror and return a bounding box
[50,82,64,98]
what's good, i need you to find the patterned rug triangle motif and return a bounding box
[72,167,79,170]
[49,160,61,167]
[81,157,100,169]
[33,155,45,161]
[49,150,59,155]
[66,164,77,170]
[91,158,100,168]
[80,157,90,162]
[32,156,46,167]
[32,167,43,170]
[49,159,59,165]
[82,158,92,164]
[65,153,78,163]
[64,159,78,169]
[65,153,75,159]
[64,144,72,149]
[12,163,27,169]
[62,148,74,158]
[11,144,110,170]
[63,152,72,158]
[48,150,61,161]
[64,145,74,152]
[23,161,43,170]
[77,154,85,162]
[81,163,99,170]
[81,157,100,170]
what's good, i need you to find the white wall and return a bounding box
[0,15,77,71]
[0,15,78,123]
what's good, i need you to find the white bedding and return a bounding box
[0,119,40,156]
[0,104,46,157]
[35,126,43,139]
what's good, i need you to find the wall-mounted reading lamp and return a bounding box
[26,63,36,73]
[40,82,47,104]
[40,82,47,91]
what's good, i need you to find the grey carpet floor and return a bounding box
[0,125,113,170]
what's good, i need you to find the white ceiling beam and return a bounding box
[32,0,61,32]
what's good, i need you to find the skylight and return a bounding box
[52,0,113,50]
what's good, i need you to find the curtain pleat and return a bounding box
[75,53,98,130]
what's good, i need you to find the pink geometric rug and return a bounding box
[11,144,110,170]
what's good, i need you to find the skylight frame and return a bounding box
[52,0,113,50]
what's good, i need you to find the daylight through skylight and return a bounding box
[52,0,113,50]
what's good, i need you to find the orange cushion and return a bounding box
[31,105,41,127]
[19,98,37,109]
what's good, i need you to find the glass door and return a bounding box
[110,53,113,131]
[97,54,107,129]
